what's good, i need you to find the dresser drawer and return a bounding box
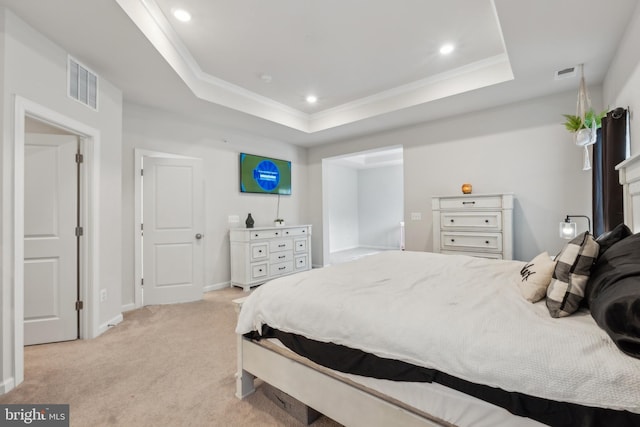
[280,227,311,237]
[250,243,268,261]
[271,261,294,276]
[439,196,503,210]
[251,263,268,280]
[249,230,280,240]
[441,250,503,260]
[295,254,308,270]
[441,232,502,252]
[270,239,293,252]
[294,238,307,252]
[270,251,293,264]
[441,212,502,231]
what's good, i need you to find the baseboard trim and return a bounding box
[204,281,230,292]
[121,302,136,312]
[98,313,124,336]
[0,377,15,395]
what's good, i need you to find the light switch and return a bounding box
[228,215,240,223]
[411,212,422,221]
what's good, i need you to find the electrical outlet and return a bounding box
[100,289,107,302]
[411,212,422,221]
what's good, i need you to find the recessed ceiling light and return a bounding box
[306,95,318,104]
[173,9,192,22]
[439,43,455,55]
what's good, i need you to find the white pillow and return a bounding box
[518,252,556,303]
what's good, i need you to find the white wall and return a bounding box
[326,163,359,252]
[121,103,308,307]
[309,89,597,264]
[358,165,404,249]
[0,9,123,391]
[604,1,640,155]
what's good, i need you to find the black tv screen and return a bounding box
[240,153,292,195]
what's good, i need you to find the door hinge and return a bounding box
[75,226,84,237]
[141,169,144,176]
[141,278,144,286]
[75,301,84,311]
[75,153,84,163]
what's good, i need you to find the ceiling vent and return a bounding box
[68,56,98,110]
[554,66,577,80]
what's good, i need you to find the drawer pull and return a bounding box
[258,269,263,272]
[258,250,263,253]
[450,219,454,223]
[254,234,259,237]
[279,266,286,271]
[278,255,285,259]
[485,241,490,244]
[462,201,476,205]
[485,219,489,223]
[278,244,286,248]
[450,239,455,242]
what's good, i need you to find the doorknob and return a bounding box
[195,233,203,240]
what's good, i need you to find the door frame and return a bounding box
[11,95,101,389]
[132,149,202,310]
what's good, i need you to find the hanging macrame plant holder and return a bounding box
[574,65,597,170]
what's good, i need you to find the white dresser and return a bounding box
[432,193,513,260]
[230,225,312,291]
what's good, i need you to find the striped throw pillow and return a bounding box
[546,232,599,318]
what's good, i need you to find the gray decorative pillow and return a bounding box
[546,232,599,318]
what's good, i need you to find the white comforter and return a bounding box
[236,250,640,413]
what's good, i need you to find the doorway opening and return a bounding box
[321,146,404,266]
[12,96,101,390]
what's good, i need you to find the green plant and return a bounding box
[562,109,607,132]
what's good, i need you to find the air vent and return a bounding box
[68,56,98,110]
[554,66,577,80]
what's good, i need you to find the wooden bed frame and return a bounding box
[233,298,450,427]
[235,153,640,427]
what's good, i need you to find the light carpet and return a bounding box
[0,287,342,427]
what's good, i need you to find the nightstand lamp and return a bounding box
[559,215,591,239]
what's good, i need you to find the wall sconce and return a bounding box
[559,215,591,239]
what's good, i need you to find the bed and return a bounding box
[234,153,640,427]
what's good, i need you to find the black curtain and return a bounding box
[592,108,628,236]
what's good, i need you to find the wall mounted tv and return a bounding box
[239,153,292,195]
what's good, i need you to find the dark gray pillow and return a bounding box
[546,232,599,318]
[596,223,632,257]
[587,232,640,358]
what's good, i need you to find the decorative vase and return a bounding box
[245,213,254,228]
[461,183,472,194]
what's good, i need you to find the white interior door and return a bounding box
[24,134,78,345]
[143,156,204,305]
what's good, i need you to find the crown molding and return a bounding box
[116,0,513,134]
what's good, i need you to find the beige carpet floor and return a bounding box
[0,287,342,427]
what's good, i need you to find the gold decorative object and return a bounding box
[461,183,472,194]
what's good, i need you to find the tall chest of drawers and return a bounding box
[432,194,513,260]
[230,225,312,291]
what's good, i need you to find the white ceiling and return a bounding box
[1,0,638,146]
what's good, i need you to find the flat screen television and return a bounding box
[239,153,292,195]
